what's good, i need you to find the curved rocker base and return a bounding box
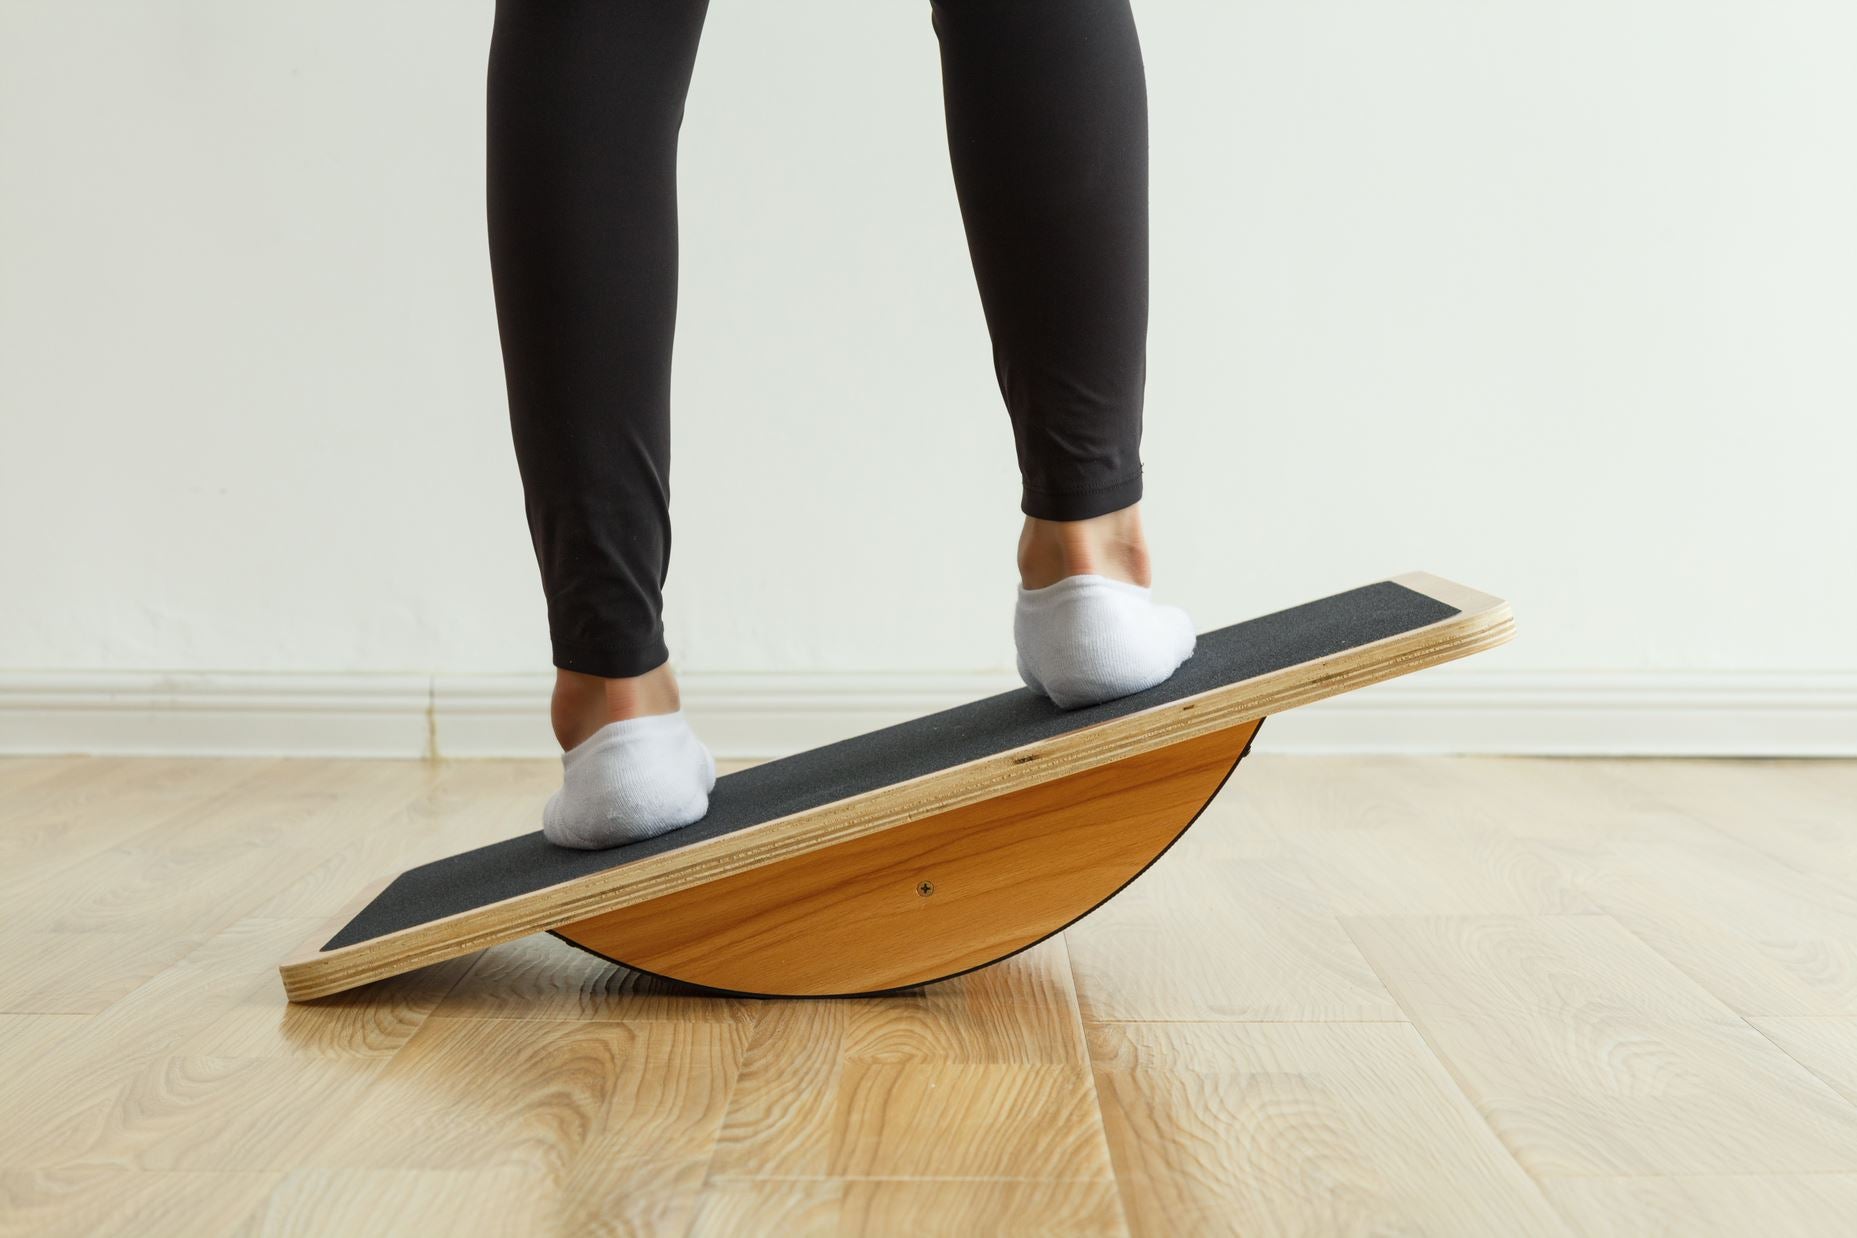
[551,717,1263,997]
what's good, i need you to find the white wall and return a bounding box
[3,2,1854,753]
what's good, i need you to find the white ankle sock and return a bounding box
[1014,574,1197,709]
[543,710,717,850]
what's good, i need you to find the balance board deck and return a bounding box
[281,572,1512,1001]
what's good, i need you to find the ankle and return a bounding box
[1017,504,1153,589]
[552,663,682,750]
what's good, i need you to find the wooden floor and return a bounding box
[2,754,1856,1236]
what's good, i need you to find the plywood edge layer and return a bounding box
[279,877,395,975]
[1392,571,1504,617]
[281,578,1512,1001]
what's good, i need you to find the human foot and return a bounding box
[544,664,716,849]
[543,710,716,849]
[1014,505,1196,709]
[1014,575,1196,709]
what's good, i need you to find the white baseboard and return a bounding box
[0,671,434,759]
[1,668,1853,760]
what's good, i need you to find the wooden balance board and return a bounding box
[281,572,1512,1002]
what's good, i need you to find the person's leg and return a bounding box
[488,0,715,846]
[930,0,1194,708]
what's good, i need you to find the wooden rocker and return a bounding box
[281,572,1512,1001]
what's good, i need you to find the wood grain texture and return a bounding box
[1542,1175,1857,1238]
[1244,756,1603,917]
[0,757,86,794]
[1088,1020,1569,1236]
[1345,914,1857,1176]
[1750,1016,1857,1107]
[1065,790,1404,1021]
[1579,760,1857,1016]
[240,1170,555,1238]
[316,1015,750,1170]
[688,1178,1128,1237]
[1418,756,1857,1017]
[0,1169,278,1238]
[17,750,1857,1234]
[432,932,760,1024]
[554,719,1257,995]
[281,572,1513,1000]
[704,938,1116,1184]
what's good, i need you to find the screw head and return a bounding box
[917,881,935,897]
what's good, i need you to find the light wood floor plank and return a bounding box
[1596,759,1857,882]
[431,932,758,1024]
[1541,1174,1857,1238]
[0,758,269,904]
[0,1014,89,1116]
[1088,1020,1568,1237]
[314,1016,751,1175]
[839,937,1090,1066]
[1346,913,1857,1175]
[1067,796,1402,1022]
[825,1061,1107,1180]
[1589,761,1857,1014]
[1436,759,1857,1016]
[1750,1016,1857,1107]
[689,1178,1128,1237]
[76,1054,389,1172]
[0,1168,278,1238]
[239,1169,555,1238]
[178,951,475,1060]
[1246,756,1603,917]
[707,1000,850,1180]
[0,832,327,1014]
[1592,854,1857,1017]
[0,929,212,1015]
[1,918,330,1167]
[0,756,88,795]
[710,939,1116,1184]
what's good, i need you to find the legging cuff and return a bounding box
[552,634,671,681]
[1020,472,1144,523]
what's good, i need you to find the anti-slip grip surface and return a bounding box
[324,581,1457,951]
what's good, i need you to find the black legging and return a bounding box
[489,0,1150,679]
